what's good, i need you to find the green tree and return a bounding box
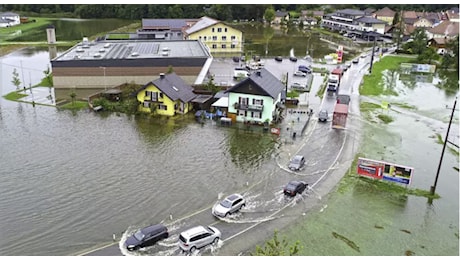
[43,66,53,86]
[410,28,428,55]
[70,91,76,105]
[264,6,275,24]
[417,47,439,64]
[11,68,21,91]
[253,230,302,256]
[441,36,459,72]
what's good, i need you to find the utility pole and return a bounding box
[430,97,457,196]
[369,34,376,74]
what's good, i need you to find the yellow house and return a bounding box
[184,16,243,56]
[137,73,196,116]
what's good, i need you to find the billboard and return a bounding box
[357,157,414,185]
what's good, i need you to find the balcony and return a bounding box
[234,102,264,111]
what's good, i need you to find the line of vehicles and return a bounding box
[123,174,309,255]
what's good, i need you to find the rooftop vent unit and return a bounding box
[93,53,101,58]
[76,48,84,52]
[99,49,106,53]
[104,43,111,48]
[82,45,90,49]
[161,51,169,56]
[162,47,170,51]
[74,55,81,60]
[172,86,179,92]
[131,52,139,57]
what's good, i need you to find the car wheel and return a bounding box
[190,246,196,253]
[213,237,219,245]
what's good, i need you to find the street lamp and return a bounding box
[99,66,106,91]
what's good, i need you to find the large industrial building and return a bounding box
[51,39,213,99]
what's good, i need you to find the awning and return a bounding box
[211,97,228,108]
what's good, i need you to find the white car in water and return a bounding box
[212,193,246,218]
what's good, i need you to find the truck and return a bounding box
[327,68,343,93]
[332,103,348,129]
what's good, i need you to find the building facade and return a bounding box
[136,73,196,116]
[184,16,243,56]
[225,69,284,124]
[51,39,212,99]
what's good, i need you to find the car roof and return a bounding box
[288,180,302,185]
[180,226,208,239]
[141,224,167,234]
[226,193,242,202]
[293,155,304,160]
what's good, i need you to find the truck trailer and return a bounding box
[332,103,348,129]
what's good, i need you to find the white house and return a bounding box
[0,12,20,28]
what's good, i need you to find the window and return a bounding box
[253,99,263,105]
[212,44,217,49]
[231,44,236,49]
[222,36,227,41]
[159,93,163,99]
[199,36,202,40]
[212,36,217,41]
[203,36,207,41]
[143,101,150,108]
[252,111,261,119]
[212,28,215,33]
[231,36,236,40]
[239,97,249,105]
[224,28,227,32]
[158,104,167,110]
[217,28,222,32]
[222,44,226,49]
[177,32,181,36]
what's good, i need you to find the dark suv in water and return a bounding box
[125,224,169,251]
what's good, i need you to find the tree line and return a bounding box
[1,4,457,21]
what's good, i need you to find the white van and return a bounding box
[233,68,250,79]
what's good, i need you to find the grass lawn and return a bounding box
[360,55,416,96]
[60,101,88,110]
[3,91,28,101]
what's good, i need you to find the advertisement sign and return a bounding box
[357,157,413,185]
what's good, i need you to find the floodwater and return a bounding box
[1,45,459,256]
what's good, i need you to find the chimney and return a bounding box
[160,73,165,79]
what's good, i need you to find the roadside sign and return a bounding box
[357,157,414,185]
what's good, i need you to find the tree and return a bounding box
[69,91,76,105]
[253,230,302,256]
[11,68,21,91]
[43,66,53,86]
[441,36,459,73]
[264,6,275,24]
[417,47,439,64]
[410,28,428,55]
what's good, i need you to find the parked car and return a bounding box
[352,58,359,64]
[283,180,308,197]
[212,193,246,217]
[290,83,309,92]
[275,56,283,62]
[318,109,328,122]
[125,224,169,251]
[178,226,221,253]
[298,65,312,73]
[288,155,305,171]
[293,71,307,77]
[289,56,298,62]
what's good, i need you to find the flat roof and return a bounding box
[53,39,210,62]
